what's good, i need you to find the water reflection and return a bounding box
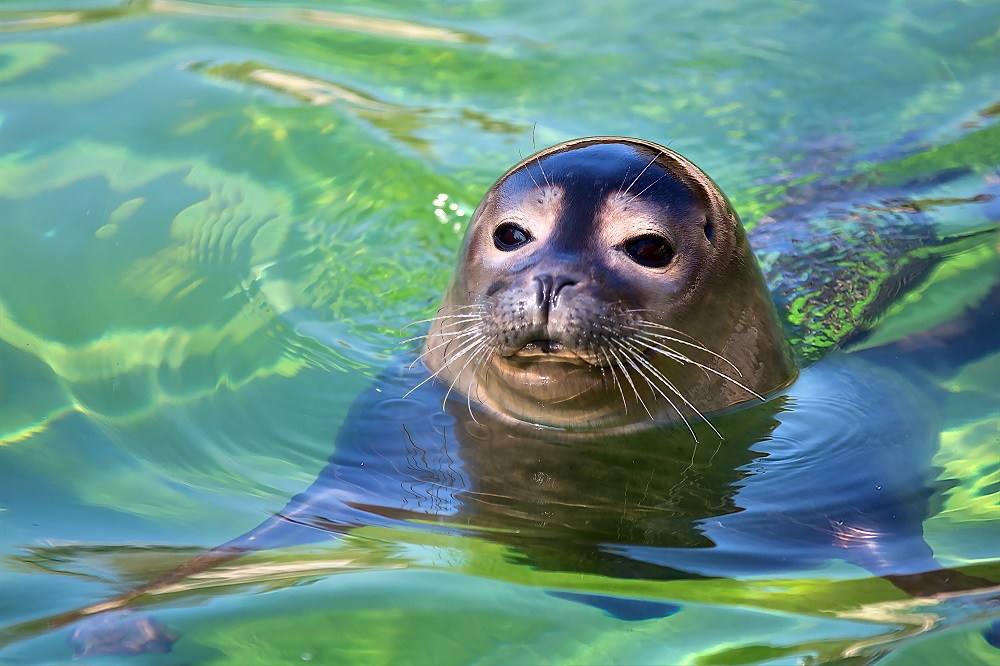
[0,0,481,44]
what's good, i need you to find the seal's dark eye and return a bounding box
[493,223,531,251]
[625,235,673,268]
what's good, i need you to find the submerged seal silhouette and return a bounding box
[422,137,796,431]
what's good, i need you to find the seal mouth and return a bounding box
[506,339,601,366]
[518,339,565,355]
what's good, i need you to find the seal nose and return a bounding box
[533,274,578,310]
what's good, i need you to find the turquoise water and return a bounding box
[1,1,998,663]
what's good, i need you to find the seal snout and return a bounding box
[527,274,580,355]
[493,269,602,364]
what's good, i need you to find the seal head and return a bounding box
[424,137,796,431]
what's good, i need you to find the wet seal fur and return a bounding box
[421,137,796,432]
[13,138,996,658]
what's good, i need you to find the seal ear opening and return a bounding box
[704,220,715,244]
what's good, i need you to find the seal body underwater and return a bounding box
[33,138,997,656]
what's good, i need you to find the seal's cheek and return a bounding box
[483,278,509,299]
[595,253,694,310]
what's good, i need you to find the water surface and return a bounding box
[1,1,998,663]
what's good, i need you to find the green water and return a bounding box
[1,1,998,663]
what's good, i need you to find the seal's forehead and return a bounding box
[495,140,702,209]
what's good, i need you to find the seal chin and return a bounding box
[486,362,621,430]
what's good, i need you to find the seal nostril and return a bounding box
[552,277,578,299]
[534,274,554,307]
[533,274,578,308]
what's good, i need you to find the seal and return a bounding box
[21,138,994,658]
[422,138,796,431]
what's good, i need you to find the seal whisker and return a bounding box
[401,321,481,345]
[436,326,489,366]
[537,159,551,188]
[621,150,661,198]
[531,124,551,188]
[402,314,485,336]
[404,332,490,399]
[595,347,629,416]
[618,340,701,442]
[436,303,490,313]
[402,363,458,400]
[588,318,744,419]
[403,313,484,329]
[638,335,765,400]
[519,149,542,190]
[605,343,656,421]
[618,341,704,442]
[465,374,482,424]
[637,336,753,393]
[629,327,744,377]
[594,316,649,414]
[626,316,718,340]
[627,173,668,204]
[476,341,502,404]
[624,316,738,368]
[401,306,486,330]
[442,338,492,410]
[628,322,716,347]
[465,341,500,425]
[616,167,633,199]
[408,324,488,369]
[620,339,723,441]
[621,313,704,340]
